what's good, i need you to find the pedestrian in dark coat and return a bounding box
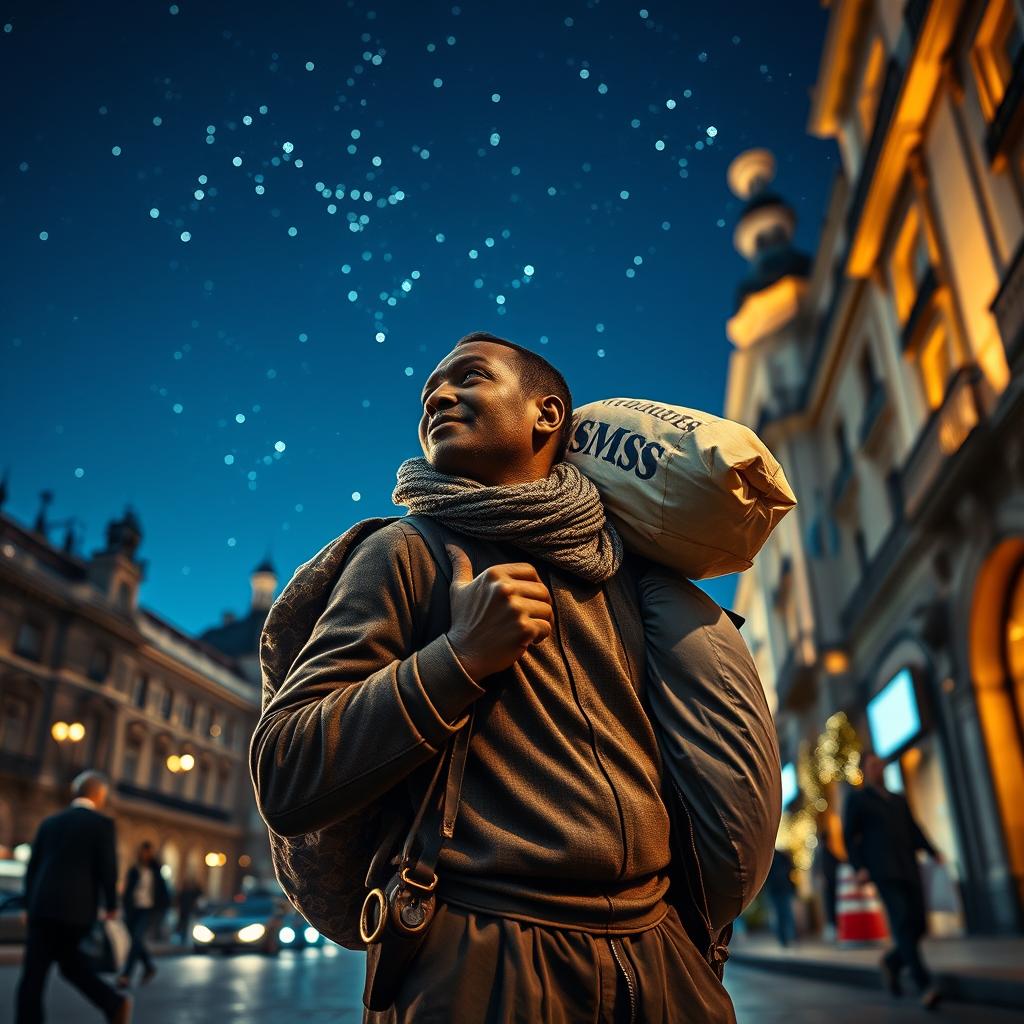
[15,770,132,1024]
[174,877,203,944]
[843,752,945,1011]
[252,332,743,1022]
[116,841,170,989]
[764,848,797,948]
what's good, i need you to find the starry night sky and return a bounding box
[1,1,835,636]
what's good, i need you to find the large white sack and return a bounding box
[567,398,797,579]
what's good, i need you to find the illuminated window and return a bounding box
[857,35,887,141]
[889,204,931,325]
[917,319,957,410]
[1007,562,1024,691]
[972,0,1024,121]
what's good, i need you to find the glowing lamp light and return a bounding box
[167,755,182,773]
[68,722,86,742]
[279,926,296,944]
[304,927,319,944]
[51,722,69,742]
[237,923,266,943]
[192,924,215,943]
[205,852,221,868]
[179,753,195,771]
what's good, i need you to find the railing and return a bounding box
[901,366,984,519]
[992,235,1024,368]
[859,380,889,447]
[116,780,231,823]
[986,46,1024,162]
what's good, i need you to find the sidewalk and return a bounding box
[728,933,1024,1010]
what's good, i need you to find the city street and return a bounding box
[1,947,1019,1023]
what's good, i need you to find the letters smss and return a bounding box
[568,419,666,479]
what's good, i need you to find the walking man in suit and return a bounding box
[843,752,944,1011]
[15,770,132,1024]
[116,841,170,989]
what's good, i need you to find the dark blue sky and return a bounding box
[1,1,834,635]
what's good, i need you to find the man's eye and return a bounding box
[461,369,484,383]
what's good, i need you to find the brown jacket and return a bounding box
[252,518,674,934]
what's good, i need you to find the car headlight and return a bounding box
[304,927,319,943]
[192,924,215,943]
[278,926,296,944]
[237,923,267,943]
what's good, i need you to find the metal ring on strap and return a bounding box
[359,887,387,944]
[400,866,438,894]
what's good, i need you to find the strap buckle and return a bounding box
[400,866,438,894]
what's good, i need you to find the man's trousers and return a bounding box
[875,878,932,992]
[363,901,736,1023]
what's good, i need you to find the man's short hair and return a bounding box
[455,330,574,462]
[71,769,109,802]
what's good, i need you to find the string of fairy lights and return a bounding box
[777,712,863,871]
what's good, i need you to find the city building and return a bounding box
[725,0,1024,936]
[0,480,276,903]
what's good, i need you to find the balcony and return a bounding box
[116,780,231,823]
[986,46,1024,164]
[992,235,1024,369]
[901,365,986,520]
[859,380,891,453]
[830,452,856,511]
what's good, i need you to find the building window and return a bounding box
[132,673,149,710]
[1007,562,1024,689]
[857,35,887,142]
[115,581,132,612]
[149,741,166,790]
[14,619,44,662]
[196,760,211,805]
[222,718,234,750]
[888,204,932,326]
[916,317,960,410]
[159,686,173,722]
[972,0,1024,121]
[87,646,111,683]
[122,735,143,784]
[0,695,31,755]
[182,698,195,731]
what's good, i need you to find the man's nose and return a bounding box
[424,387,459,417]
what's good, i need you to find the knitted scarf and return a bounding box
[392,457,623,583]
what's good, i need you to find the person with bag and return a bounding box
[14,770,132,1024]
[251,331,779,1022]
[843,752,945,1011]
[116,841,170,989]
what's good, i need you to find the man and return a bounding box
[174,876,203,945]
[116,841,169,989]
[843,752,944,1011]
[15,770,132,1024]
[764,848,796,948]
[252,331,740,1022]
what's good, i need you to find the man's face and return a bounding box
[418,340,543,484]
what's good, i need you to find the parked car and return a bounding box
[0,859,27,944]
[276,909,325,951]
[191,894,285,956]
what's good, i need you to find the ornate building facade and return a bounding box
[726,0,1024,936]
[0,483,277,903]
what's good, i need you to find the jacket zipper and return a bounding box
[609,937,638,1024]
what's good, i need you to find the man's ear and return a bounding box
[534,394,565,443]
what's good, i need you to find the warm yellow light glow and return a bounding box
[237,923,266,943]
[972,0,1022,120]
[192,924,214,943]
[726,276,808,348]
[823,650,849,675]
[166,755,181,774]
[179,753,195,772]
[238,854,251,868]
[67,722,85,742]
[205,852,221,868]
[218,853,227,867]
[51,722,69,742]
[209,723,222,738]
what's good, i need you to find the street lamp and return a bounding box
[204,851,227,868]
[166,752,195,773]
[50,720,86,794]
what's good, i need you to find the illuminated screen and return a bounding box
[867,668,922,759]
[780,762,798,808]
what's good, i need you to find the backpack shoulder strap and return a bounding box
[399,514,453,584]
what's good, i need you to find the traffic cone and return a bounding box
[836,863,889,945]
